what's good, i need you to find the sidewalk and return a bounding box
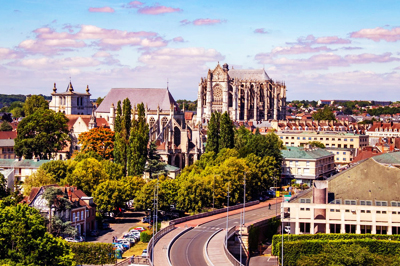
[153,227,185,266]
[206,229,232,266]
[175,197,283,228]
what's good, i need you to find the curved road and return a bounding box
[170,202,280,266]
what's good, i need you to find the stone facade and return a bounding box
[49,82,93,115]
[196,63,286,123]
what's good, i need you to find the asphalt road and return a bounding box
[170,202,281,266]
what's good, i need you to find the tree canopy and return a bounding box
[14,109,70,159]
[312,106,336,121]
[24,95,49,116]
[205,112,220,154]
[78,127,115,160]
[0,121,12,131]
[145,141,167,179]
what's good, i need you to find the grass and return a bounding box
[122,241,149,259]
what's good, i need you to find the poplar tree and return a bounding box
[205,112,220,154]
[114,99,131,175]
[128,103,149,176]
[219,111,234,150]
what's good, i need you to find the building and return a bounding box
[276,131,368,149]
[0,168,14,191]
[0,131,17,159]
[366,121,400,146]
[281,146,335,186]
[0,158,49,183]
[96,88,204,169]
[283,153,400,235]
[196,63,286,123]
[325,148,355,165]
[24,185,96,237]
[49,82,93,115]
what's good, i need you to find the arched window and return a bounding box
[161,117,168,128]
[213,85,222,104]
[149,117,155,129]
[174,126,181,147]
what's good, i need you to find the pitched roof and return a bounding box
[282,146,333,160]
[0,139,14,147]
[96,88,179,113]
[372,152,400,166]
[0,131,17,139]
[228,68,271,81]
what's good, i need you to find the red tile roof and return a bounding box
[0,131,17,139]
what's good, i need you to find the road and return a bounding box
[170,202,281,266]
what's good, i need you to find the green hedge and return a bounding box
[271,233,400,255]
[275,239,400,266]
[140,231,153,243]
[67,242,115,265]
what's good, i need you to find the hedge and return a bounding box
[271,233,400,256]
[275,239,400,266]
[67,242,115,265]
[140,231,153,243]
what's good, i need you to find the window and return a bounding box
[361,210,365,213]
[77,212,80,221]
[343,152,346,155]
[391,201,398,207]
[304,168,310,174]
[330,199,341,204]
[297,137,300,140]
[303,137,306,140]
[376,201,388,206]
[81,211,84,220]
[280,137,283,139]
[350,139,354,141]
[344,200,356,205]
[308,137,311,140]
[336,152,339,155]
[306,161,310,167]
[344,138,347,141]
[343,158,346,161]
[300,199,311,203]
[360,200,372,206]
[73,213,75,221]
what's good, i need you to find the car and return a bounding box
[102,223,110,229]
[141,249,148,257]
[116,239,130,249]
[64,237,78,242]
[123,237,136,244]
[113,243,126,251]
[133,227,145,232]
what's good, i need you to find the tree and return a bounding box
[50,216,77,238]
[10,106,24,119]
[14,109,70,159]
[101,160,124,180]
[78,127,115,160]
[0,202,74,265]
[312,105,336,121]
[145,141,167,179]
[95,97,104,106]
[42,187,72,233]
[0,121,12,131]
[93,180,125,214]
[66,158,109,196]
[22,169,57,196]
[308,141,325,148]
[122,98,132,139]
[114,100,130,175]
[0,173,10,199]
[128,103,149,176]
[206,112,220,154]
[120,175,146,203]
[219,111,234,150]
[40,160,68,182]
[23,95,49,117]
[73,150,103,162]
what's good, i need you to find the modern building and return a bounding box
[281,146,335,186]
[49,82,93,115]
[0,158,49,183]
[325,148,355,165]
[96,88,204,169]
[196,63,286,123]
[283,153,400,235]
[24,185,96,237]
[0,131,17,159]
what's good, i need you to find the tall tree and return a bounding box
[42,187,72,233]
[40,160,68,182]
[219,111,234,150]
[114,99,132,175]
[22,169,57,196]
[14,109,69,159]
[23,95,49,117]
[206,112,220,154]
[128,103,149,176]
[0,121,12,131]
[78,127,115,159]
[312,105,336,121]
[114,100,122,133]
[145,141,167,179]
[122,98,132,139]
[93,180,125,214]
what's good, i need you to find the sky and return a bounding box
[1,0,400,101]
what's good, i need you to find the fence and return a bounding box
[169,200,260,226]
[147,225,176,266]
[224,226,242,266]
[114,256,148,266]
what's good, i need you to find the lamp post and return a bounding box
[225,182,230,247]
[281,200,284,266]
[213,175,215,211]
[240,173,246,266]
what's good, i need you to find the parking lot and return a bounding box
[87,210,148,243]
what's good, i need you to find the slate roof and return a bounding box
[373,152,400,166]
[228,69,271,81]
[96,88,179,113]
[282,146,333,160]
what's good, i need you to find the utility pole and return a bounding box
[240,173,246,266]
[213,175,215,211]
[225,183,230,247]
[152,185,156,264]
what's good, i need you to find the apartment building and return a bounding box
[325,148,355,165]
[0,158,49,183]
[281,147,335,186]
[283,153,400,235]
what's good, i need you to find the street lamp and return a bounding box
[225,182,230,247]
[240,173,246,266]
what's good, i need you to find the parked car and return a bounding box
[123,237,136,244]
[133,227,145,232]
[102,223,110,229]
[116,239,130,249]
[64,237,78,242]
[141,249,148,257]
[113,243,126,251]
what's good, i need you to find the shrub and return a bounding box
[140,231,153,243]
[67,242,115,265]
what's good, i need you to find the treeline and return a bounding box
[0,94,26,107]
[176,99,197,111]
[367,106,400,116]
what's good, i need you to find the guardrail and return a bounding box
[147,225,176,266]
[169,200,260,226]
[167,227,193,266]
[115,256,148,266]
[224,226,242,266]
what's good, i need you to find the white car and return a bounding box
[64,237,78,242]
[141,249,148,257]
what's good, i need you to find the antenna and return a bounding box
[167,78,169,90]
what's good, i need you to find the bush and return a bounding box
[140,231,153,243]
[67,242,115,265]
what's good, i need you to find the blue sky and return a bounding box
[1,0,400,101]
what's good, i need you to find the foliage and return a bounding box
[93,180,125,213]
[101,160,124,180]
[206,112,220,154]
[0,94,26,108]
[134,179,158,211]
[67,242,115,265]
[14,109,70,159]
[66,158,109,196]
[114,100,130,175]
[0,173,10,199]
[78,127,115,159]
[0,202,74,265]
[95,97,104,106]
[176,99,197,111]
[219,111,234,150]
[24,95,49,116]
[367,106,400,116]
[128,103,149,176]
[0,121,12,131]
[10,107,24,119]
[40,160,68,182]
[22,168,57,196]
[72,150,103,162]
[140,231,153,243]
[248,224,260,253]
[50,216,77,237]
[308,141,325,148]
[312,105,336,121]
[123,98,132,139]
[120,175,146,202]
[145,141,167,179]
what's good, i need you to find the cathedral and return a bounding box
[196,63,286,123]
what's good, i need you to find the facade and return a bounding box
[283,154,400,235]
[0,131,17,159]
[96,88,204,169]
[281,147,335,186]
[196,63,286,123]
[326,148,355,165]
[0,158,49,183]
[25,185,96,237]
[366,121,400,146]
[49,82,93,115]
